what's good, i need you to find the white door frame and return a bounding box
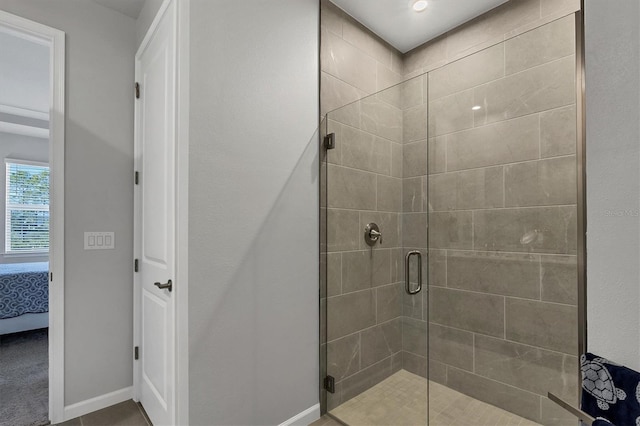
[0,10,66,425]
[133,0,189,423]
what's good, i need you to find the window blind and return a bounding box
[5,160,50,253]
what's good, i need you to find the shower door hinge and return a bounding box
[134,346,139,360]
[324,375,336,393]
[135,82,140,99]
[134,259,139,273]
[135,171,139,185]
[50,272,53,282]
[324,133,335,150]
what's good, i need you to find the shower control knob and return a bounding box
[364,223,382,246]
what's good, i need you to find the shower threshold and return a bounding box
[329,370,541,426]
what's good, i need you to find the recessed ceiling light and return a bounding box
[412,0,428,12]
[472,105,482,111]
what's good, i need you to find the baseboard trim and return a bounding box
[63,386,133,421]
[279,403,321,426]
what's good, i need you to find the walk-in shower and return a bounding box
[320,0,584,424]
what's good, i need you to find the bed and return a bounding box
[0,262,49,335]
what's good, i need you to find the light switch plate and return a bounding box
[84,232,115,250]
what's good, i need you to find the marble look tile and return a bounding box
[474,206,577,254]
[361,318,402,369]
[327,333,360,380]
[341,126,391,175]
[540,0,580,17]
[402,317,428,357]
[376,283,402,323]
[321,28,377,94]
[402,213,428,248]
[430,287,505,337]
[327,164,377,210]
[376,78,402,109]
[327,209,359,252]
[428,89,475,137]
[404,35,447,75]
[402,351,429,379]
[359,211,400,249]
[429,43,505,101]
[429,323,474,371]
[428,211,473,250]
[475,334,579,399]
[541,255,578,305]
[447,114,539,171]
[428,136,447,174]
[446,367,542,423]
[403,105,427,143]
[505,156,577,207]
[402,280,423,319]
[327,252,342,296]
[390,248,404,283]
[376,176,402,212]
[390,142,403,178]
[429,249,447,288]
[341,357,393,402]
[541,105,577,158]
[428,359,447,384]
[402,177,425,213]
[474,55,576,126]
[429,167,504,211]
[447,251,541,299]
[361,97,403,143]
[505,15,575,75]
[403,140,427,178]
[320,0,343,37]
[322,72,363,125]
[342,19,394,69]
[327,290,376,341]
[505,298,578,354]
[341,250,390,293]
[401,75,425,110]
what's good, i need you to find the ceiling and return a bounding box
[92,0,146,19]
[330,0,510,53]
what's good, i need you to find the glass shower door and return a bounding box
[321,77,430,425]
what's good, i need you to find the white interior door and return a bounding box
[134,2,176,425]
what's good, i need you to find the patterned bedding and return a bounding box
[0,262,49,320]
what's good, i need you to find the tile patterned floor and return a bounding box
[55,400,151,426]
[326,370,541,426]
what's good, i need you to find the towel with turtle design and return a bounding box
[581,352,640,426]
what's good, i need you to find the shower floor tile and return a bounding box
[329,370,541,426]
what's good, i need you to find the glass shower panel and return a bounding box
[426,15,579,425]
[323,76,429,426]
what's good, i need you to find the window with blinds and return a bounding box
[5,160,50,253]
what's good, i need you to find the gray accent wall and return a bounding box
[0,0,136,405]
[585,0,640,371]
[188,0,319,424]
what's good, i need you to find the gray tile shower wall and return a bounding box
[321,0,581,423]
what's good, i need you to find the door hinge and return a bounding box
[324,133,335,150]
[134,346,139,360]
[50,272,53,282]
[324,375,336,394]
[135,171,139,185]
[134,259,139,273]
[135,82,140,99]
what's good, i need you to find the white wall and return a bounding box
[585,0,640,370]
[188,0,320,424]
[136,0,163,47]
[0,132,49,264]
[0,0,136,405]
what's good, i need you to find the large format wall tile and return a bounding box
[327,164,377,210]
[541,255,578,305]
[429,324,474,371]
[541,105,577,158]
[429,43,505,101]
[474,335,578,399]
[447,114,539,171]
[376,283,402,323]
[428,211,473,250]
[402,350,429,379]
[446,367,542,422]
[474,206,577,254]
[327,209,359,252]
[540,0,580,17]
[342,249,391,293]
[376,176,402,212]
[341,126,392,175]
[447,251,540,299]
[327,252,342,296]
[361,97,403,143]
[403,140,427,177]
[361,318,402,369]
[327,290,376,341]
[359,211,400,249]
[430,287,504,337]
[403,35,447,75]
[428,89,475,137]
[474,55,575,126]
[402,213,428,248]
[341,357,395,402]
[403,104,427,142]
[505,156,577,207]
[401,75,425,110]
[505,298,578,354]
[321,72,365,119]
[505,15,575,75]
[402,317,428,357]
[327,333,360,380]
[321,28,377,94]
[342,18,394,68]
[429,167,504,211]
[402,177,425,213]
[428,137,446,174]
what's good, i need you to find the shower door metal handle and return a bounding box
[405,251,422,295]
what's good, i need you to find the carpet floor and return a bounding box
[0,329,49,426]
